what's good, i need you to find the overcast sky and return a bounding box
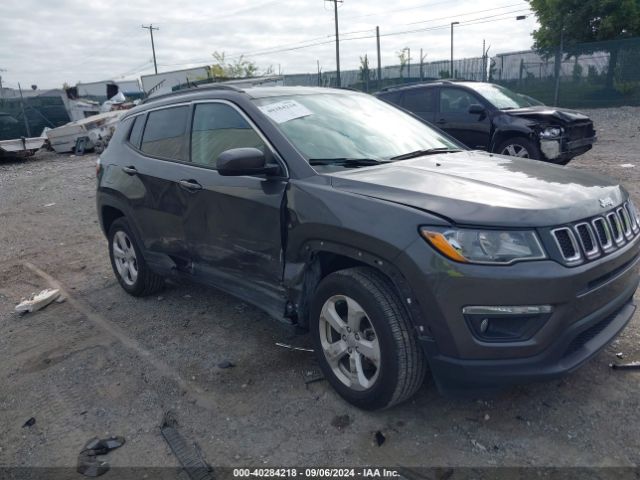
[0,0,538,90]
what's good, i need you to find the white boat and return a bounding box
[0,136,46,157]
[46,110,124,153]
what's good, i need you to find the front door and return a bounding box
[435,87,491,150]
[182,101,288,307]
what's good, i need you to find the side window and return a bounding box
[141,106,189,161]
[402,88,435,112]
[440,88,480,114]
[128,114,146,149]
[191,103,266,167]
[377,91,402,106]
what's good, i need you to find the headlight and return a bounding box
[539,127,563,139]
[420,227,547,265]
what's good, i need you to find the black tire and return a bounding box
[495,136,541,160]
[310,267,426,410]
[108,217,164,296]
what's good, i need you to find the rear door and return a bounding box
[129,105,192,264]
[400,87,437,123]
[435,87,491,149]
[181,100,288,304]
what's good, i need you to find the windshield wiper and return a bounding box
[309,158,390,167]
[390,148,462,161]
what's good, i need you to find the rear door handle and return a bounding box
[178,179,203,191]
[122,166,138,175]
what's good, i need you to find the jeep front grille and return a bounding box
[551,203,639,265]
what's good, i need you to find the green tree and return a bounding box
[359,54,370,91]
[210,51,271,79]
[528,0,640,88]
[397,48,409,78]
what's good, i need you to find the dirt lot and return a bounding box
[1,107,640,475]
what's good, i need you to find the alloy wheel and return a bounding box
[319,295,381,391]
[112,231,138,286]
[500,143,530,158]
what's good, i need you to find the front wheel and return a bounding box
[495,137,541,160]
[310,267,426,410]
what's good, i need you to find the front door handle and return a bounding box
[178,179,203,191]
[435,119,447,125]
[122,166,138,175]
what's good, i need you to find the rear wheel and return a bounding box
[310,267,426,410]
[496,137,540,160]
[108,218,164,296]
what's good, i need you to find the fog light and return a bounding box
[463,305,553,341]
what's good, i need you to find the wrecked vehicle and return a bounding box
[97,86,639,409]
[375,81,596,165]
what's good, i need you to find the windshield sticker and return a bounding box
[259,100,313,124]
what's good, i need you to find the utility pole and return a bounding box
[419,48,426,80]
[326,0,342,87]
[376,26,382,90]
[141,24,159,74]
[450,21,459,78]
[482,39,486,82]
[18,83,31,137]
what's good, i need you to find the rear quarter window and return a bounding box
[140,106,189,161]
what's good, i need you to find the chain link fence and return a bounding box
[491,37,640,108]
[284,37,640,108]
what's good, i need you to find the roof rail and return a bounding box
[378,78,477,92]
[142,83,244,104]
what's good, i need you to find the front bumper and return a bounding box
[422,284,636,395]
[395,231,640,394]
[540,136,597,162]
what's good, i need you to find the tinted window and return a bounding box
[191,103,266,167]
[402,88,435,112]
[440,88,480,113]
[128,115,145,148]
[141,106,189,161]
[377,91,402,105]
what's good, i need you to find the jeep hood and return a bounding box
[505,106,591,124]
[328,151,625,227]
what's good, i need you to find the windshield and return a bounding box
[467,83,544,109]
[252,92,461,166]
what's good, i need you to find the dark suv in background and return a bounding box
[97,86,638,410]
[375,81,596,165]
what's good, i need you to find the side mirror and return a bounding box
[216,148,280,177]
[468,104,485,115]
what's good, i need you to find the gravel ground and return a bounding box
[0,107,639,475]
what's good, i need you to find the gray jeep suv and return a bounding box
[97,86,639,410]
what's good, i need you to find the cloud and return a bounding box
[0,0,538,89]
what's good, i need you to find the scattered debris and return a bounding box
[15,289,60,313]
[43,203,56,207]
[275,342,314,352]
[374,430,386,447]
[471,439,487,451]
[619,163,635,168]
[160,411,214,480]
[217,360,235,369]
[22,417,36,428]
[610,361,640,370]
[331,415,351,430]
[77,436,125,477]
[616,352,625,359]
[303,367,325,385]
